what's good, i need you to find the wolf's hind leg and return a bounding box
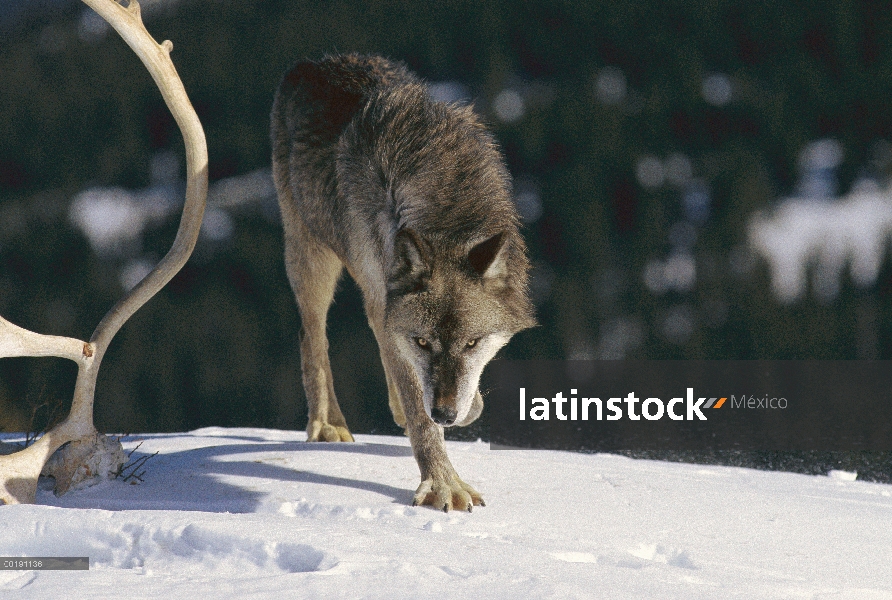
[285,231,354,443]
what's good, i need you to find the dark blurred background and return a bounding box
[2,0,892,440]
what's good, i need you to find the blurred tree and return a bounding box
[1,0,891,437]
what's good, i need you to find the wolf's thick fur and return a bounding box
[271,54,535,511]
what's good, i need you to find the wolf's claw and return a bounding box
[307,420,354,442]
[412,474,484,512]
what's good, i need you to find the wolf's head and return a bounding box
[385,227,536,427]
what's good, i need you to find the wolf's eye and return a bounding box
[416,337,429,348]
[466,338,478,348]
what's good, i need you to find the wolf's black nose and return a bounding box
[431,406,456,426]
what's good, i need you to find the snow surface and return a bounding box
[1,427,891,598]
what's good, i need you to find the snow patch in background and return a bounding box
[493,89,525,123]
[748,186,892,303]
[748,138,892,303]
[595,66,627,105]
[828,469,858,482]
[701,73,733,106]
[68,165,278,279]
[69,187,152,257]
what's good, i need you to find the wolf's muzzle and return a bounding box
[431,406,457,426]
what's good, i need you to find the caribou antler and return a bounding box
[0,0,208,504]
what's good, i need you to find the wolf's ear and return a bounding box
[389,228,430,293]
[467,232,508,279]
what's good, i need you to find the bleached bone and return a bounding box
[0,0,207,505]
[0,315,90,362]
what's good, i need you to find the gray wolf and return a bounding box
[270,54,535,511]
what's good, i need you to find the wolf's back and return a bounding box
[271,54,417,153]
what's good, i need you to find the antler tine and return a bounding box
[0,0,207,504]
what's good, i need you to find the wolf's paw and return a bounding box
[412,475,485,512]
[307,421,354,442]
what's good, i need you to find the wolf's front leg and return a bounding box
[386,370,482,511]
[373,313,484,511]
[407,418,484,512]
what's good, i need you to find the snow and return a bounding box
[68,167,276,257]
[2,427,891,598]
[748,181,892,304]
